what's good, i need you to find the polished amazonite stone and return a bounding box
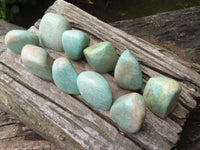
[62,30,90,60]
[114,50,143,90]
[21,45,53,80]
[143,76,182,118]
[77,71,112,110]
[110,93,146,133]
[5,30,39,54]
[39,13,72,51]
[84,42,119,73]
[52,57,79,95]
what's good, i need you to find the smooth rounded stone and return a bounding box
[62,30,90,60]
[143,76,182,118]
[84,42,119,73]
[52,57,79,95]
[110,93,146,133]
[114,50,143,91]
[21,45,53,81]
[77,71,112,110]
[39,13,72,51]
[5,30,39,54]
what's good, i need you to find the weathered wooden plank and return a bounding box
[0,19,23,35]
[110,8,200,128]
[0,110,15,127]
[0,109,55,149]
[32,20,193,126]
[0,0,199,149]
[32,21,187,125]
[0,137,55,150]
[46,0,200,135]
[0,52,140,149]
[0,45,174,150]
[46,1,200,114]
[49,0,200,87]
[0,19,56,150]
[3,24,184,148]
[0,124,19,140]
[0,23,181,150]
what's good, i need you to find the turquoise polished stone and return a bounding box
[52,57,79,95]
[39,13,72,51]
[110,93,146,133]
[77,71,112,110]
[5,30,39,54]
[84,42,119,73]
[114,50,143,90]
[21,45,53,80]
[62,30,90,60]
[143,76,182,118]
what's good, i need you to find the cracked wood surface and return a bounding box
[0,110,56,150]
[0,19,56,149]
[0,0,200,149]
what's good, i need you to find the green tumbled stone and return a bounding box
[52,57,79,95]
[84,42,119,73]
[114,50,143,90]
[21,45,53,80]
[62,30,90,60]
[5,30,39,54]
[110,93,146,133]
[143,76,182,118]
[77,71,112,110]
[39,13,72,51]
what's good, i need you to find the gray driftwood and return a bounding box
[0,19,56,150]
[0,0,200,149]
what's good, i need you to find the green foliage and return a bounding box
[0,0,41,20]
[76,0,94,5]
[0,0,6,19]
[0,0,96,20]
[88,0,94,5]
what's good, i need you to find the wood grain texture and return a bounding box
[0,0,200,149]
[0,112,55,150]
[49,0,200,87]
[0,19,57,150]
[111,6,200,65]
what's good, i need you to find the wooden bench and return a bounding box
[0,0,200,149]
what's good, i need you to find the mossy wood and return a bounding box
[0,0,200,149]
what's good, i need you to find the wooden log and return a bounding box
[111,6,200,65]
[0,113,55,150]
[0,19,56,149]
[48,1,200,87]
[46,0,200,125]
[0,63,140,150]
[0,36,175,150]
[29,26,182,148]
[0,0,200,149]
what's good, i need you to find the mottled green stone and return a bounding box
[39,13,72,51]
[84,42,119,73]
[21,45,53,80]
[143,76,182,118]
[52,57,79,95]
[114,50,143,90]
[110,93,146,133]
[62,30,90,60]
[5,30,39,54]
[77,71,112,110]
